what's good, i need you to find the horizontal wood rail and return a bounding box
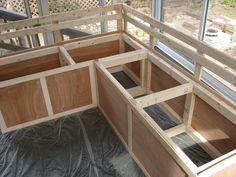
[98,49,147,68]
[122,4,236,71]
[0,13,122,40]
[135,83,193,108]
[0,5,119,31]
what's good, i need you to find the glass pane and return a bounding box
[205,0,236,59]
[124,0,152,16]
[163,0,203,38]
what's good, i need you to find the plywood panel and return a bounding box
[124,42,140,78]
[191,96,236,154]
[132,112,187,177]
[68,41,120,63]
[0,80,48,127]
[151,63,186,118]
[210,160,236,177]
[46,67,92,114]
[97,68,128,143]
[0,53,60,81]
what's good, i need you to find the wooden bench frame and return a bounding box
[0,4,236,177]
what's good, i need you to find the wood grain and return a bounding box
[97,68,128,143]
[210,161,236,177]
[124,42,140,78]
[0,79,48,127]
[151,63,186,118]
[68,41,120,63]
[132,112,187,177]
[191,96,236,154]
[0,53,60,81]
[46,67,92,114]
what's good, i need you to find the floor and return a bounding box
[0,108,145,177]
[172,133,214,167]
[112,71,137,89]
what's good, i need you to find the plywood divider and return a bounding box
[191,96,236,154]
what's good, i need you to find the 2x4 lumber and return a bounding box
[2,104,96,133]
[127,86,146,98]
[140,59,147,88]
[107,65,123,73]
[159,103,183,124]
[124,33,236,108]
[193,85,236,124]
[0,46,58,65]
[135,83,193,108]
[165,124,186,137]
[0,5,118,31]
[96,57,197,176]
[125,16,236,86]
[196,149,236,174]
[58,46,76,66]
[64,33,121,51]
[197,153,236,177]
[40,77,54,116]
[131,105,198,176]
[98,104,150,177]
[187,127,222,159]
[98,49,147,68]
[123,65,140,85]
[0,111,7,130]
[0,14,122,40]
[115,5,123,32]
[89,63,98,106]
[121,33,143,50]
[123,4,236,70]
[0,33,121,66]
[128,105,133,150]
[183,93,196,127]
[94,62,133,105]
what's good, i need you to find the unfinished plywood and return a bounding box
[0,53,60,81]
[68,41,120,63]
[151,63,186,118]
[124,42,141,78]
[46,67,92,114]
[191,96,236,154]
[209,161,236,177]
[132,112,187,177]
[97,68,128,143]
[0,80,48,127]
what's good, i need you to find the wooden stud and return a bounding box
[183,93,196,127]
[127,86,146,98]
[40,77,54,116]
[135,83,193,108]
[89,63,98,106]
[122,4,236,71]
[58,46,76,66]
[0,14,122,41]
[165,124,186,137]
[0,5,118,31]
[125,15,236,86]
[98,49,147,68]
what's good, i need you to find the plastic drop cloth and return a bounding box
[0,108,145,177]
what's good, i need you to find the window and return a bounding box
[163,0,203,38]
[204,0,236,59]
[153,0,236,103]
